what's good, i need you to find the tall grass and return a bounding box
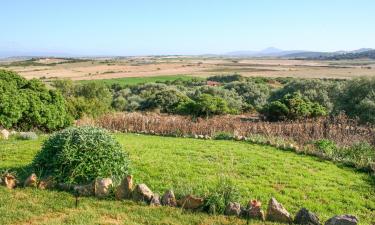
[77,112,374,147]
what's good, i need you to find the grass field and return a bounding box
[78,75,201,86]
[1,134,374,225]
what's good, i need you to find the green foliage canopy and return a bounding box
[0,70,72,130]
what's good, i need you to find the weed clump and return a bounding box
[32,126,130,185]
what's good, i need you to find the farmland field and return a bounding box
[1,57,375,81]
[78,75,202,86]
[1,134,374,225]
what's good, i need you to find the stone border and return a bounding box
[1,173,359,225]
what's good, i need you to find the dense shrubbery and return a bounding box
[270,79,339,112]
[52,80,112,119]
[0,70,72,130]
[32,126,131,185]
[50,74,375,124]
[261,92,327,121]
[3,70,375,127]
[334,77,375,124]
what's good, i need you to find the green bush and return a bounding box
[0,70,72,130]
[314,139,337,156]
[334,77,375,124]
[270,79,338,112]
[177,94,233,118]
[224,81,270,110]
[262,92,327,121]
[144,89,191,113]
[196,86,247,113]
[32,126,131,185]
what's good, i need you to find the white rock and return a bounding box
[0,129,10,140]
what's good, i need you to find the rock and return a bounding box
[248,207,265,221]
[94,178,113,198]
[38,176,55,190]
[161,190,177,207]
[177,195,204,210]
[24,173,37,187]
[325,215,358,225]
[115,175,134,200]
[0,129,10,140]
[294,208,321,225]
[19,132,38,140]
[244,199,265,221]
[224,202,241,216]
[266,197,292,223]
[73,183,94,196]
[150,194,161,206]
[132,184,153,202]
[2,173,17,189]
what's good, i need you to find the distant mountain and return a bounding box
[225,47,375,59]
[226,47,305,57]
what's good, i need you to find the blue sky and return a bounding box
[1,0,375,56]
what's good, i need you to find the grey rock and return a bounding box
[19,132,38,140]
[224,202,241,216]
[325,215,358,225]
[150,194,161,206]
[294,208,321,225]
[161,190,177,207]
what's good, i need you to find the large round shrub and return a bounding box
[32,126,130,185]
[0,69,72,130]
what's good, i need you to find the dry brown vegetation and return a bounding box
[77,112,375,148]
[2,56,375,80]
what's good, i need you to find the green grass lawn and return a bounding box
[79,75,202,86]
[1,134,374,225]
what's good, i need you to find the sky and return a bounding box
[1,0,375,56]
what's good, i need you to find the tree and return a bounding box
[0,70,72,130]
[262,92,327,121]
[145,89,191,113]
[224,81,269,110]
[334,77,375,123]
[270,79,337,112]
[178,94,232,118]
